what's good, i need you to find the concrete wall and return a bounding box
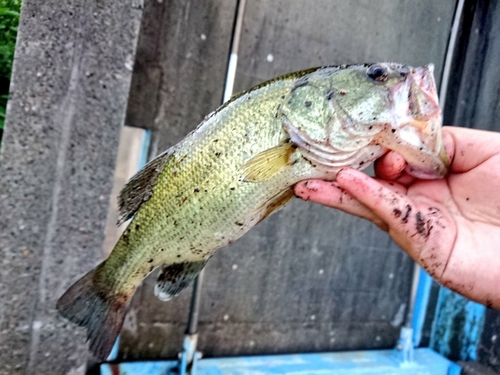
[0,1,142,374]
[3,0,499,373]
[120,0,458,360]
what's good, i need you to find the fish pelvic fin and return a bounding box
[257,188,295,224]
[155,260,208,301]
[56,267,131,361]
[241,143,297,182]
[117,149,173,225]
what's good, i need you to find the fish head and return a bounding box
[327,63,449,178]
[282,63,448,178]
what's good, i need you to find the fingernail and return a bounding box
[301,180,321,190]
[294,181,313,198]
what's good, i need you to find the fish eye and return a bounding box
[367,64,388,82]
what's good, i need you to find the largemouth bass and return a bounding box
[57,63,448,359]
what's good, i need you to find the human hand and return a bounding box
[294,126,500,309]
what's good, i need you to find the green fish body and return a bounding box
[57,63,448,359]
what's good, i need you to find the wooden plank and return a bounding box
[0,1,143,374]
[119,0,458,360]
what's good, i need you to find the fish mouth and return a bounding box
[391,64,449,179]
[400,117,449,179]
[402,141,448,179]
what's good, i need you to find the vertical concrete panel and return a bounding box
[0,1,142,374]
[233,0,456,93]
[119,0,458,360]
[198,0,458,356]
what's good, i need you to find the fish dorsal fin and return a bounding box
[118,150,173,225]
[241,143,296,182]
[154,260,208,301]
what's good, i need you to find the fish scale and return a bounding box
[56,63,449,360]
[97,78,301,292]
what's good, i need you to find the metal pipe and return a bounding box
[223,0,247,103]
[405,263,421,328]
[187,269,204,335]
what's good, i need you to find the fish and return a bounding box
[56,62,449,360]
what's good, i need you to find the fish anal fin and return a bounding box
[241,143,296,182]
[56,267,132,361]
[155,260,207,301]
[257,188,295,224]
[118,150,173,225]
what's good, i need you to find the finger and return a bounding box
[336,169,454,278]
[336,169,412,228]
[294,180,388,230]
[374,151,406,180]
[392,172,417,187]
[374,163,416,188]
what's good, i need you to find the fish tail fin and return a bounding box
[56,267,129,361]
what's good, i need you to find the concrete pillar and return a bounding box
[0,1,143,373]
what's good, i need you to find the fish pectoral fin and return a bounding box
[154,259,208,301]
[118,149,173,225]
[257,188,295,224]
[241,143,296,182]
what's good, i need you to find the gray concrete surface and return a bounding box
[460,362,500,375]
[120,0,458,360]
[0,1,142,373]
